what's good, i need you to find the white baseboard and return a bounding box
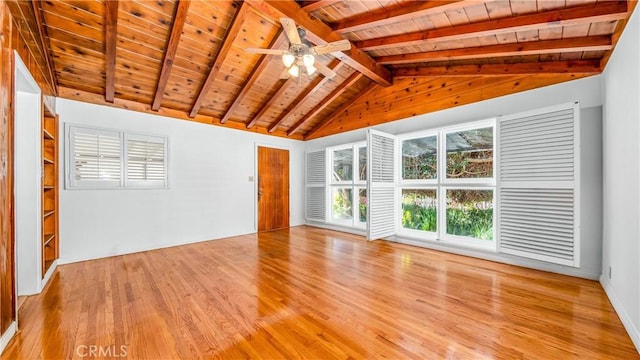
[0,321,17,355]
[600,276,640,354]
[42,260,58,288]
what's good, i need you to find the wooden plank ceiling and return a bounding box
[15,0,635,139]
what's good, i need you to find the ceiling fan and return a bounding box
[245,18,351,79]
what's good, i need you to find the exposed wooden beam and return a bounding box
[355,1,628,51]
[151,0,191,111]
[58,86,304,140]
[104,0,119,103]
[286,71,363,136]
[30,1,58,96]
[267,60,343,133]
[334,0,469,34]
[300,1,337,12]
[189,1,250,118]
[378,36,613,65]
[246,78,295,129]
[392,60,602,78]
[301,82,377,139]
[245,0,392,86]
[220,31,286,124]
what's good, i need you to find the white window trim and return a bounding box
[439,186,496,251]
[398,129,439,186]
[441,119,496,186]
[328,141,367,228]
[397,186,439,241]
[396,118,496,247]
[65,123,169,190]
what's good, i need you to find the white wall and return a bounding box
[14,91,42,295]
[306,75,602,151]
[57,99,304,263]
[601,6,640,352]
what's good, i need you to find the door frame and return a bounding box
[254,142,291,232]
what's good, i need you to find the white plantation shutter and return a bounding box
[66,125,168,189]
[305,150,326,222]
[498,102,580,267]
[125,134,167,187]
[69,126,121,187]
[367,129,396,240]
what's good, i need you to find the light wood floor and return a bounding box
[2,226,638,359]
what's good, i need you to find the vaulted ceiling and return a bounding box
[7,0,636,140]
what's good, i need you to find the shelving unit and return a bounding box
[42,102,59,277]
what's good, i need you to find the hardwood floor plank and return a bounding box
[2,226,637,359]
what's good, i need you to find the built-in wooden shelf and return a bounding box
[43,233,55,247]
[42,108,59,279]
[43,129,54,140]
[43,260,54,274]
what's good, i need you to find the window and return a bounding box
[398,121,495,248]
[445,189,493,240]
[445,127,493,180]
[66,124,168,189]
[329,143,366,227]
[402,135,437,180]
[401,189,437,232]
[332,148,353,182]
[125,134,167,187]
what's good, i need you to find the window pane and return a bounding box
[446,189,493,240]
[358,146,367,181]
[402,136,437,180]
[446,127,493,179]
[332,188,353,221]
[333,149,353,182]
[401,189,437,232]
[358,188,367,222]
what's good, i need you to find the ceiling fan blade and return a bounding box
[244,48,286,55]
[311,39,351,55]
[280,18,301,45]
[315,62,337,79]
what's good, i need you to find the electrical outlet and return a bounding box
[609,266,612,279]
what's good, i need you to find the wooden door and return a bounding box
[257,147,289,231]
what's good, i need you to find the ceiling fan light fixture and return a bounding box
[282,53,295,68]
[306,64,317,76]
[288,64,300,77]
[302,54,315,68]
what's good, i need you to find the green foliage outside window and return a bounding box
[332,188,353,220]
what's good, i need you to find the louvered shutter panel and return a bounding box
[305,150,326,222]
[498,103,580,267]
[69,126,121,187]
[126,134,167,186]
[367,129,396,240]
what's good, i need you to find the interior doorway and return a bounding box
[257,146,290,232]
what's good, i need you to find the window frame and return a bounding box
[65,124,169,190]
[398,130,439,186]
[396,119,496,250]
[439,186,496,250]
[440,120,496,186]
[399,186,439,241]
[328,142,367,228]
